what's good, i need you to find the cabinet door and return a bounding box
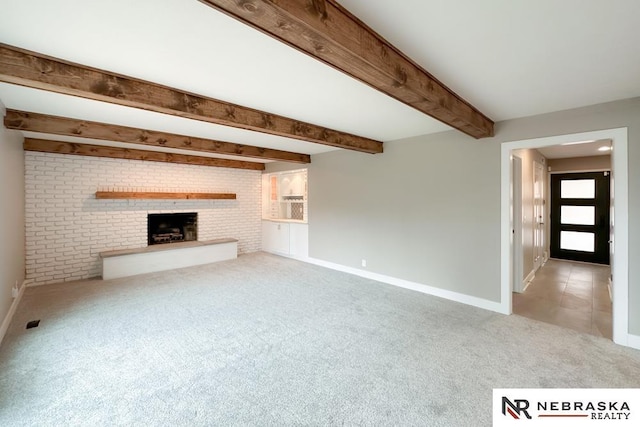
[289,223,308,258]
[290,174,304,196]
[262,221,290,254]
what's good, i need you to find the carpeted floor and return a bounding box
[1,252,639,426]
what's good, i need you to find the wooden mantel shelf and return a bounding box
[95,191,236,200]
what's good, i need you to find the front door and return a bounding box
[550,172,610,264]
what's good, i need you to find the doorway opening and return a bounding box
[500,128,629,347]
[514,159,612,337]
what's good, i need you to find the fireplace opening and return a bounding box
[148,213,197,246]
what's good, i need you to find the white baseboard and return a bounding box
[295,255,640,351]
[302,257,505,314]
[279,253,309,262]
[627,334,640,351]
[523,269,535,288]
[0,280,28,347]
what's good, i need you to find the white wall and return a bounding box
[548,155,611,173]
[296,97,640,335]
[0,114,25,325]
[512,148,548,279]
[25,152,261,285]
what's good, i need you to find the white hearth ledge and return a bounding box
[100,239,237,280]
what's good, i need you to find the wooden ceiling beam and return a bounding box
[5,109,310,163]
[0,43,382,154]
[23,138,266,171]
[198,0,494,139]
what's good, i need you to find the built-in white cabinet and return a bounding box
[262,169,307,222]
[288,222,309,258]
[262,220,308,259]
[261,169,308,258]
[262,221,290,255]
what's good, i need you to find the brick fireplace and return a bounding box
[24,151,262,285]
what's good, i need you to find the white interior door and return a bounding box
[512,156,524,292]
[533,161,545,271]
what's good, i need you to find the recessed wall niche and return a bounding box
[262,169,307,222]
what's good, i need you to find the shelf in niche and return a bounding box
[95,191,236,200]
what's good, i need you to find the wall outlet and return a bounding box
[361,259,367,267]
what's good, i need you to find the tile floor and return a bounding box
[513,259,612,339]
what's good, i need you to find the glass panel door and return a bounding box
[550,172,610,264]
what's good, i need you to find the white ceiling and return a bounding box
[537,139,611,160]
[1,0,639,161]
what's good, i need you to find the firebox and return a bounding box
[147,213,197,246]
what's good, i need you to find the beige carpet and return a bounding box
[1,252,639,426]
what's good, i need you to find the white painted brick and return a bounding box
[25,151,262,285]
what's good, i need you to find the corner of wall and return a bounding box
[0,117,26,344]
[0,280,27,347]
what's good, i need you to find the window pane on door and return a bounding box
[560,231,595,252]
[561,206,595,225]
[561,179,595,199]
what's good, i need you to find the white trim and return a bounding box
[628,334,640,351]
[279,253,309,263]
[521,269,535,292]
[501,128,629,347]
[0,280,28,347]
[303,256,505,314]
[610,128,629,346]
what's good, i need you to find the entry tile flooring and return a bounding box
[513,259,612,339]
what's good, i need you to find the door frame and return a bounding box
[500,128,629,346]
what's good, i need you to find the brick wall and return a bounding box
[25,152,262,285]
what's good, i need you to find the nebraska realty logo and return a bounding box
[493,389,639,426]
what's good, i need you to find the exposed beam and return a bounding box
[23,138,265,171]
[6,109,309,163]
[0,43,382,153]
[198,0,494,139]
